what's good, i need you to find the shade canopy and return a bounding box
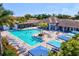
[28,46,48,56]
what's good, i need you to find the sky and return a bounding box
[3,3,79,16]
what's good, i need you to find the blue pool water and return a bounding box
[47,40,61,48]
[9,29,43,46]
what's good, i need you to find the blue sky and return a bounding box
[3,3,79,16]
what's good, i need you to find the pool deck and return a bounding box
[1,27,64,56]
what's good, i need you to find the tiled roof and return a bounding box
[45,17,79,28]
[58,20,79,28]
[20,19,42,24]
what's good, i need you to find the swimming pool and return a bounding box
[47,40,61,48]
[9,29,43,46]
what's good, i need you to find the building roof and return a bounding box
[18,17,79,28]
[28,46,48,56]
[20,19,42,24]
[45,17,79,28]
[44,17,59,24]
[58,20,79,28]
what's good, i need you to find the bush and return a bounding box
[2,37,8,47]
[60,39,79,56]
[2,37,18,56]
[38,22,48,28]
[48,34,79,56]
[3,48,17,56]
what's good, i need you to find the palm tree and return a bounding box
[0,3,13,55]
[0,4,13,25]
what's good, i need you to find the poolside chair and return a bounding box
[22,52,29,56]
[66,33,75,37]
[9,40,18,45]
[18,47,27,54]
[71,31,79,34]
[51,47,60,52]
[58,35,71,41]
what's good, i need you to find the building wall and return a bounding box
[48,23,79,32]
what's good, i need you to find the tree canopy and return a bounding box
[0,4,13,26]
[74,15,79,19]
[0,4,13,19]
[38,22,48,28]
[56,14,71,19]
[60,39,79,56]
[33,14,51,19]
[49,34,79,56]
[24,14,32,20]
[1,3,79,26]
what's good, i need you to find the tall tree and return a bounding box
[74,15,79,19]
[74,12,79,19]
[0,4,13,25]
[56,14,71,19]
[0,3,13,56]
[24,14,32,20]
[34,14,51,19]
[16,16,26,23]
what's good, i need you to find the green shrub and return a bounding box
[3,48,17,56]
[48,34,79,56]
[2,37,18,56]
[38,22,48,28]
